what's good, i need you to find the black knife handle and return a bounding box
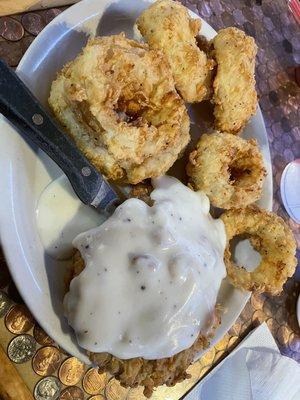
[0,59,117,209]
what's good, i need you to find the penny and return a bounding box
[32,346,62,376]
[89,396,105,400]
[58,357,85,386]
[83,368,107,395]
[105,378,129,400]
[45,9,62,25]
[7,334,36,363]
[34,324,55,346]
[0,41,23,67]
[34,376,61,400]
[5,304,34,334]
[21,36,35,53]
[59,386,84,400]
[0,17,24,41]
[21,13,45,36]
[0,290,13,317]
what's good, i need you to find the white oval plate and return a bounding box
[0,0,272,362]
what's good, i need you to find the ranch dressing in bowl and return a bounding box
[64,176,226,359]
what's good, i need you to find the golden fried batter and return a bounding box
[187,132,266,209]
[212,27,257,134]
[129,182,153,205]
[137,0,215,103]
[221,206,297,295]
[67,251,219,398]
[49,34,189,184]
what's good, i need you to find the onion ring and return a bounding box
[221,206,297,295]
[187,132,266,209]
[49,33,189,184]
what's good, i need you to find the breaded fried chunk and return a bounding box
[137,0,214,103]
[212,27,257,134]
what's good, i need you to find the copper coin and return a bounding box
[32,346,62,376]
[58,357,85,386]
[34,376,61,400]
[21,36,35,53]
[89,396,105,400]
[0,41,24,67]
[45,9,62,25]
[0,17,24,41]
[83,368,107,395]
[59,386,84,400]
[0,290,13,318]
[5,304,34,334]
[0,40,23,67]
[34,324,55,346]
[7,334,36,363]
[105,379,129,400]
[21,13,45,36]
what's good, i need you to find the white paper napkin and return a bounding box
[184,323,300,400]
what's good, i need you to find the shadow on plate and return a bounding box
[96,0,145,37]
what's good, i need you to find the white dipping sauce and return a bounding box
[36,175,106,260]
[64,176,227,360]
[234,239,262,271]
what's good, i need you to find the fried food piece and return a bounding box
[187,132,266,209]
[129,182,153,205]
[68,251,219,398]
[89,328,215,398]
[221,206,297,294]
[49,34,189,184]
[137,0,215,103]
[212,27,257,134]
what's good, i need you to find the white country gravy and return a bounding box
[64,176,227,359]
